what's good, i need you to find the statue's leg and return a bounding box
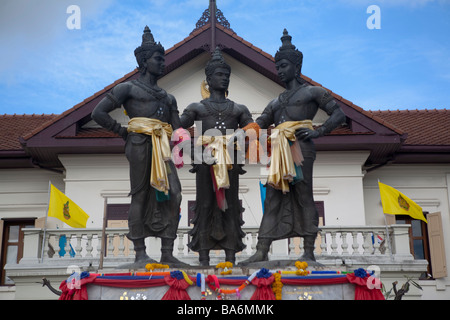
[225,249,236,265]
[238,238,271,265]
[132,238,157,264]
[199,250,210,266]
[295,156,319,262]
[300,235,316,262]
[160,238,190,267]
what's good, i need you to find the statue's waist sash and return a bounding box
[196,134,235,190]
[267,120,313,193]
[127,117,173,195]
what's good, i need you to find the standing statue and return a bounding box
[240,29,346,265]
[91,26,188,267]
[180,48,255,266]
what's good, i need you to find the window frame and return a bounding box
[1,218,36,286]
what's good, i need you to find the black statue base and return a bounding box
[118,258,191,270]
[238,259,324,269]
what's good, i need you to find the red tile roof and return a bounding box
[0,114,56,151]
[370,109,450,146]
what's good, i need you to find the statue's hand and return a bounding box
[172,128,191,149]
[118,126,128,141]
[295,128,320,141]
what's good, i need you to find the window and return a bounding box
[1,219,35,286]
[395,214,432,276]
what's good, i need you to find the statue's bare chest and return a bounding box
[273,87,318,124]
[125,81,170,120]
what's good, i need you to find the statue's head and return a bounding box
[274,29,303,82]
[134,26,165,75]
[205,47,231,79]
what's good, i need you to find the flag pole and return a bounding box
[379,179,394,261]
[40,181,51,263]
[98,196,108,271]
[383,213,394,261]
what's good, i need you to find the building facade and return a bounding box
[1,5,449,300]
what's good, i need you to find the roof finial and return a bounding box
[193,0,232,33]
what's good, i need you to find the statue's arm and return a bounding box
[91,83,130,140]
[179,103,198,129]
[237,103,254,128]
[313,87,346,136]
[168,94,182,130]
[255,99,276,129]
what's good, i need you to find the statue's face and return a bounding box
[275,58,297,83]
[145,51,165,76]
[207,67,230,92]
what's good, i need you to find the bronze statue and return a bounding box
[240,29,346,265]
[180,48,254,266]
[91,26,188,267]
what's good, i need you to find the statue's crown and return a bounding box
[205,47,231,76]
[134,26,164,56]
[275,29,303,63]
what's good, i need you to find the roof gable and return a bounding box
[3,7,414,168]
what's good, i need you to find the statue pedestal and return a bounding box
[86,264,357,300]
[87,279,355,300]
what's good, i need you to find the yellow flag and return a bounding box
[47,184,89,228]
[378,181,427,223]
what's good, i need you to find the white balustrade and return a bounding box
[21,224,413,264]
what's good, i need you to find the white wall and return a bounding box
[0,168,64,227]
[314,151,370,226]
[364,164,450,296]
[58,154,131,228]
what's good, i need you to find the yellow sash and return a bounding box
[267,120,313,193]
[197,135,234,189]
[127,118,173,195]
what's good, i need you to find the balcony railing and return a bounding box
[19,224,414,267]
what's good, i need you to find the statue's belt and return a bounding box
[196,134,236,190]
[127,118,173,195]
[267,120,313,193]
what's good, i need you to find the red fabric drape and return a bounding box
[59,275,97,300]
[93,277,166,288]
[250,275,276,300]
[58,272,385,301]
[161,274,191,300]
[59,275,167,300]
[281,276,349,286]
[346,273,385,300]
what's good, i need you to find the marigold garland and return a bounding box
[145,263,169,271]
[295,261,309,276]
[215,261,233,275]
[272,272,283,300]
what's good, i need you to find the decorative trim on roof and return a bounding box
[194,5,232,33]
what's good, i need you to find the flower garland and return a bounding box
[206,270,259,300]
[215,261,233,275]
[272,272,283,300]
[277,261,309,276]
[145,263,169,271]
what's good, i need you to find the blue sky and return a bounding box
[1,0,450,115]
